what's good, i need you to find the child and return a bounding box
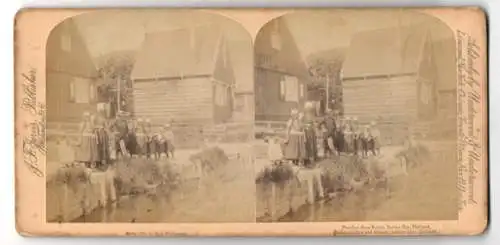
[361,125,370,157]
[107,122,118,163]
[266,136,284,165]
[162,123,175,159]
[369,121,381,156]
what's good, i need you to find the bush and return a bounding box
[47,164,92,192]
[255,163,295,185]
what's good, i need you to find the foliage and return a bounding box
[255,163,295,185]
[96,52,135,113]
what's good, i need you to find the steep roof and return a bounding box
[131,24,225,80]
[254,18,311,80]
[431,38,457,91]
[342,24,428,78]
[46,18,98,78]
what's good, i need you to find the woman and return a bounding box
[334,118,345,154]
[127,119,139,158]
[282,109,307,166]
[94,115,110,168]
[343,117,353,154]
[135,118,147,158]
[302,102,318,165]
[351,117,361,156]
[75,112,99,168]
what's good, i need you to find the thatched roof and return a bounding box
[46,18,98,78]
[131,24,226,80]
[342,24,428,79]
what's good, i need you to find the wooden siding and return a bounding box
[133,77,213,125]
[255,68,307,121]
[212,82,234,123]
[47,72,97,123]
[342,76,418,122]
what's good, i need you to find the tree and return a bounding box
[96,53,135,115]
[308,57,344,113]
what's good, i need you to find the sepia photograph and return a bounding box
[44,10,256,223]
[254,9,459,222]
[14,7,487,236]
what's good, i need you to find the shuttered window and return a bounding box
[69,78,93,103]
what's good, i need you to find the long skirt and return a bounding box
[283,134,307,160]
[334,132,345,153]
[95,128,110,162]
[126,133,138,155]
[304,128,317,159]
[135,134,147,156]
[75,134,99,163]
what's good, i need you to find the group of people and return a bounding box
[280,103,381,167]
[74,111,176,169]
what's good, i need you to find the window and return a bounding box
[69,78,93,103]
[61,34,71,52]
[257,54,272,67]
[215,83,228,106]
[279,75,299,102]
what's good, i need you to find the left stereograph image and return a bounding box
[45,10,256,223]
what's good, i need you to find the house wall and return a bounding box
[342,75,418,145]
[232,93,255,122]
[133,77,214,125]
[212,81,234,124]
[47,72,97,123]
[343,75,418,122]
[255,68,307,121]
[254,19,311,122]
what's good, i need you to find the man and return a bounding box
[322,108,337,157]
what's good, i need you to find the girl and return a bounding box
[361,125,370,157]
[75,112,93,168]
[369,121,381,156]
[162,123,175,159]
[94,115,110,169]
[282,109,306,166]
[76,113,99,168]
[343,117,353,155]
[303,104,318,166]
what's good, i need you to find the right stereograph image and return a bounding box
[253,10,458,222]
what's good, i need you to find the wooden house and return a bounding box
[254,18,311,122]
[341,23,457,142]
[130,25,236,126]
[46,18,99,123]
